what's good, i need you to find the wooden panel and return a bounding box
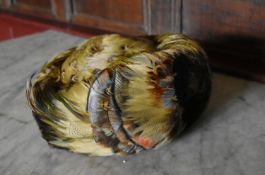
[12,0,53,19]
[183,0,265,39]
[71,0,181,35]
[74,0,143,24]
[183,0,265,81]
[144,0,181,34]
[1,0,182,35]
[72,0,145,34]
[53,0,72,21]
[11,0,69,21]
[15,0,51,9]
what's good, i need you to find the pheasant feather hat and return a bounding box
[26,34,211,156]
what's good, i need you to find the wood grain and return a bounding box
[183,0,265,39]
[143,0,181,34]
[74,0,143,24]
[182,0,265,82]
[71,0,145,35]
[10,0,68,21]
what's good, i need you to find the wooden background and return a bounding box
[1,0,265,82]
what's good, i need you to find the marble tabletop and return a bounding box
[0,31,265,175]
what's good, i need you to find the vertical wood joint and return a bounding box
[143,0,152,34]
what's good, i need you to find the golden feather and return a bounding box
[26,34,211,155]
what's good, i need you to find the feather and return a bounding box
[26,34,211,155]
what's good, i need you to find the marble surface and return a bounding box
[0,31,265,175]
